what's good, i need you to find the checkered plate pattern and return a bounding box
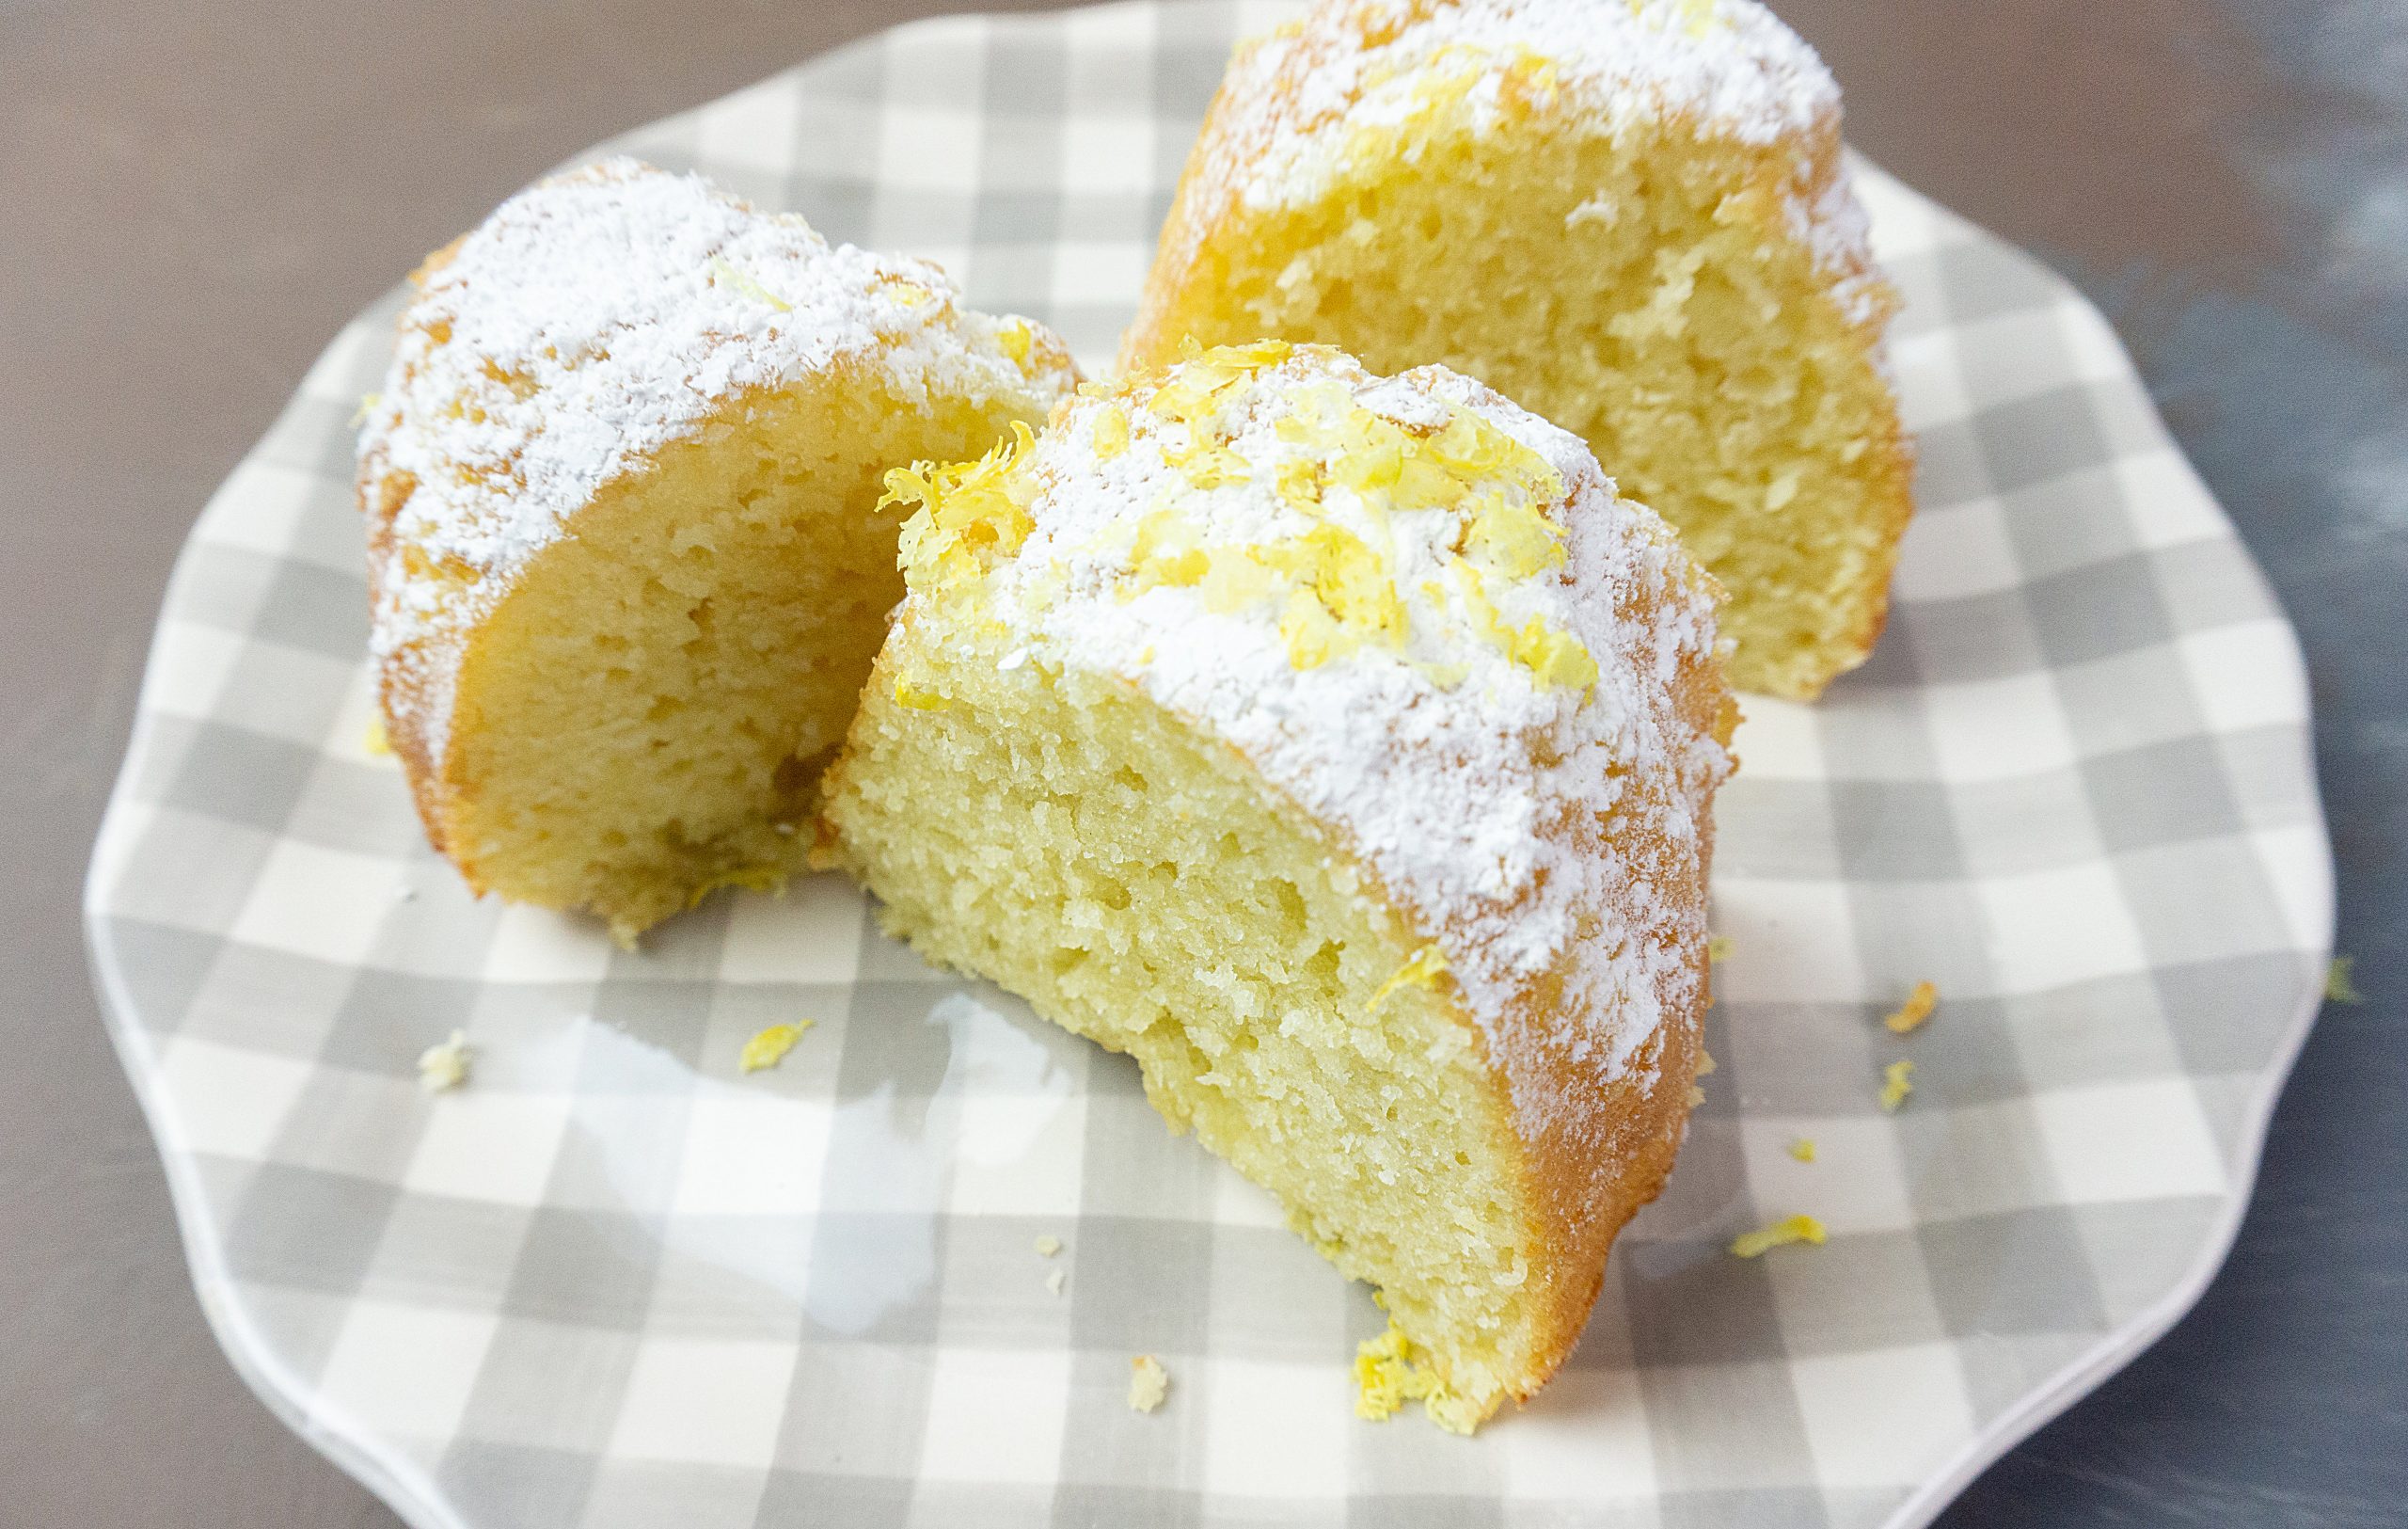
[82,3,2336,1525]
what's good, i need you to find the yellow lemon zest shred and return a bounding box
[705,255,792,311]
[2326,956,2365,1004]
[1730,1213,1827,1259]
[877,462,937,514]
[1508,615,1599,691]
[1278,588,1350,670]
[1879,1059,1915,1112]
[1214,337,1294,368]
[1129,511,1209,590]
[739,1021,815,1074]
[1275,455,1325,513]
[995,317,1034,364]
[893,677,949,710]
[1500,45,1563,115]
[1289,526,1406,641]
[1329,410,1405,497]
[1465,496,1566,580]
[1251,525,1407,669]
[1175,442,1252,489]
[884,422,1042,591]
[1369,944,1450,1012]
[1884,980,1939,1034]
[684,864,786,910]
[1392,449,1465,512]
[1147,340,1288,424]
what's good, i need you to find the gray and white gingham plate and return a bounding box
[83,4,2336,1525]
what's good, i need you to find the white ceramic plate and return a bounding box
[86,4,2333,1525]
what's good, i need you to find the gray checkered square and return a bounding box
[437,1441,597,1526]
[1917,1209,2108,1335]
[1946,772,2105,876]
[79,4,2333,1527]
[1899,586,2053,681]
[224,1161,403,1292]
[369,1197,538,1307]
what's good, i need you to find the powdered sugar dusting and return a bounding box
[956,348,1730,1137]
[1156,0,1892,332]
[359,157,1075,765]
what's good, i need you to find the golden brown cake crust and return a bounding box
[1476,644,1736,1398]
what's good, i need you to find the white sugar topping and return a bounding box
[937,349,1729,1133]
[358,158,1074,763]
[1180,0,1888,327]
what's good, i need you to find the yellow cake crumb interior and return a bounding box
[827,637,1537,1417]
[1129,116,1906,697]
[443,378,1033,939]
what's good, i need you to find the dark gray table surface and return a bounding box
[3,1,2401,1523]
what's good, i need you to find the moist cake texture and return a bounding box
[1123,0,1913,698]
[821,342,1735,1425]
[359,158,1076,938]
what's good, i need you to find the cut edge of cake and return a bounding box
[820,342,1735,1424]
[359,158,1079,939]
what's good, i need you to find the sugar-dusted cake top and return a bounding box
[1249,0,1838,175]
[880,342,1731,1109]
[1173,0,1881,323]
[360,158,1074,648]
[359,156,1075,756]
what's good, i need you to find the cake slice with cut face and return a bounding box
[819,342,1735,1427]
[359,158,1077,940]
[1122,0,1912,699]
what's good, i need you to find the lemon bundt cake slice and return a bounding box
[819,342,1735,1426]
[359,158,1076,940]
[1121,0,1911,699]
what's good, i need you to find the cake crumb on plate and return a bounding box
[1354,1321,1483,1435]
[417,1030,471,1092]
[1879,1059,1915,1111]
[1128,1355,1168,1412]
